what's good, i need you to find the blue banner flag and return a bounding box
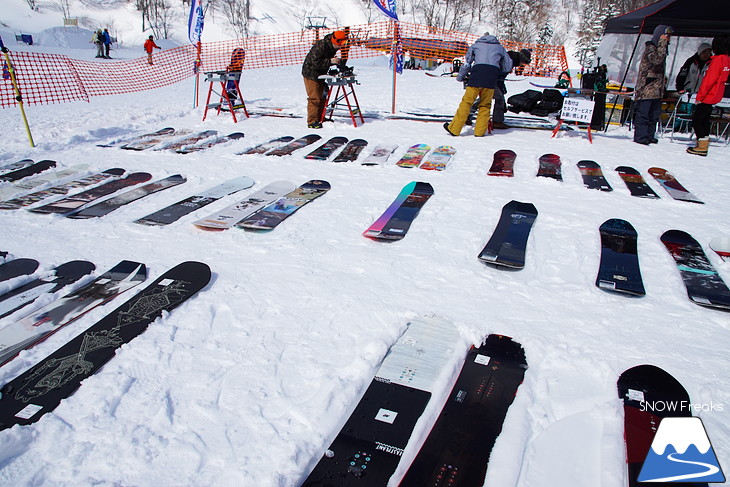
[188,0,205,44]
[0,35,5,49]
[372,0,398,20]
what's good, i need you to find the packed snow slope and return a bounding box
[0,41,729,487]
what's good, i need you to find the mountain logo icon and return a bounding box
[638,417,725,482]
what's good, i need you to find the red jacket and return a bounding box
[144,39,160,54]
[696,54,730,105]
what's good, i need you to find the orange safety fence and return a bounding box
[1,20,568,109]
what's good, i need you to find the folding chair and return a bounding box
[661,92,694,142]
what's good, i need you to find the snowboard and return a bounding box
[615,166,660,199]
[420,145,456,171]
[67,175,186,219]
[0,160,56,183]
[120,128,191,151]
[647,167,703,204]
[396,144,431,168]
[0,258,40,284]
[156,130,218,151]
[301,316,460,487]
[305,136,349,160]
[0,260,96,319]
[0,260,147,366]
[0,168,126,211]
[0,261,210,429]
[400,334,528,487]
[709,236,730,261]
[617,365,706,487]
[596,219,645,296]
[175,132,245,154]
[487,149,516,177]
[333,139,368,163]
[478,200,538,269]
[0,159,34,175]
[362,144,397,166]
[30,173,152,214]
[363,181,434,241]
[577,160,613,191]
[266,134,322,156]
[660,230,730,311]
[194,181,296,231]
[134,176,255,226]
[97,127,175,148]
[236,180,330,230]
[0,164,91,202]
[239,136,294,155]
[536,153,562,181]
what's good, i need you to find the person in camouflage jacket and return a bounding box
[632,25,673,145]
[301,31,348,128]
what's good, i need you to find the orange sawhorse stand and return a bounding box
[320,75,365,127]
[552,119,593,143]
[202,70,249,123]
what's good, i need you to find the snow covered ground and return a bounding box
[1,25,729,487]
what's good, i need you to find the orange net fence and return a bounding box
[1,20,568,109]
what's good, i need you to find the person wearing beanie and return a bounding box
[633,24,673,145]
[301,30,348,129]
[676,42,713,94]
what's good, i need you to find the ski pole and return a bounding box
[0,36,35,147]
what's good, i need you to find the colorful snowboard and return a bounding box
[488,149,516,177]
[478,200,538,269]
[0,261,210,429]
[396,144,431,168]
[305,136,349,160]
[239,136,294,155]
[134,176,255,226]
[536,153,562,181]
[400,334,527,486]
[596,219,645,296]
[0,260,147,366]
[194,181,296,231]
[615,166,660,198]
[236,180,330,230]
[266,134,322,156]
[333,139,368,163]
[577,160,613,191]
[661,230,730,311]
[647,167,703,204]
[301,316,460,486]
[420,145,455,171]
[363,181,433,241]
[362,144,397,166]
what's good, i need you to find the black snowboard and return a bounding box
[617,365,707,487]
[0,159,35,175]
[30,173,153,214]
[478,200,538,269]
[0,160,56,183]
[660,230,730,311]
[67,174,186,219]
[333,139,368,163]
[615,166,660,199]
[0,258,40,283]
[400,334,528,486]
[0,260,96,319]
[266,134,322,156]
[239,136,294,155]
[536,153,562,181]
[305,136,349,160]
[0,261,211,430]
[577,160,613,191]
[596,219,645,296]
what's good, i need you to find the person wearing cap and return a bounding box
[492,49,531,129]
[301,30,348,129]
[632,24,673,145]
[676,42,713,94]
[144,35,161,66]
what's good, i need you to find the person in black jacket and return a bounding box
[492,49,531,129]
[676,42,712,94]
[301,30,348,128]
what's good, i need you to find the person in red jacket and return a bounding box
[687,36,730,156]
[144,35,161,66]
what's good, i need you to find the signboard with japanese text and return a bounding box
[560,98,594,123]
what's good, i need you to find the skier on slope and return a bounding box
[144,35,162,66]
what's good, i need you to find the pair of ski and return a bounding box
[301,316,528,486]
[0,261,210,430]
[100,127,243,153]
[395,144,456,171]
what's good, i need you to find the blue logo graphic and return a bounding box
[639,417,725,483]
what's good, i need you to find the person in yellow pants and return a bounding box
[444,33,512,137]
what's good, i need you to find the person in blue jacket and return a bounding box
[102,28,112,59]
[444,33,512,137]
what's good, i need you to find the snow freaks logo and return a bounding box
[638,417,726,483]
